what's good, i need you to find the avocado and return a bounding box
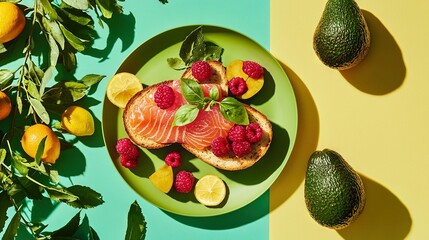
[313,0,370,70]
[304,149,365,229]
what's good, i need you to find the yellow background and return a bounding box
[270,0,429,239]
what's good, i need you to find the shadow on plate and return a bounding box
[337,175,412,240]
[340,10,406,95]
[242,69,275,106]
[164,191,269,230]
[270,63,320,211]
[221,122,289,185]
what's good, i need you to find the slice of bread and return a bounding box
[123,81,173,149]
[182,104,273,171]
[181,60,229,96]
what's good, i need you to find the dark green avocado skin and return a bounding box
[304,149,366,229]
[313,0,370,69]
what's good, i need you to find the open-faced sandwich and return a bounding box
[123,60,272,171]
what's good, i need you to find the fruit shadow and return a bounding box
[270,62,320,211]
[55,146,87,177]
[337,175,412,240]
[242,68,275,106]
[340,10,406,95]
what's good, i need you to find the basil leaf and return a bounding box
[219,97,249,125]
[125,201,146,240]
[209,86,219,100]
[179,26,205,64]
[204,44,223,61]
[172,104,199,127]
[0,69,14,89]
[167,57,186,70]
[180,78,204,104]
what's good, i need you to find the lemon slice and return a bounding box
[194,175,226,206]
[106,72,143,108]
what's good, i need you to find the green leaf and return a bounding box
[219,97,249,125]
[204,44,223,61]
[172,104,199,127]
[179,26,205,65]
[16,177,43,200]
[28,61,44,84]
[125,201,146,240]
[89,227,100,240]
[43,81,89,105]
[59,23,90,52]
[42,18,65,50]
[46,187,79,203]
[39,0,60,20]
[209,86,219,100]
[1,207,21,240]
[51,211,81,238]
[167,58,186,70]
[61,45,77,71]
[66,185,104,209]
[0,69,14,89]
[28,97,50,124]
[0,44,6,54]
[180,78,204,104]
[63,0,90,10]
[11,154,29,176]
[46,165,59,185]
[27,80,42,100]
[80,74,104,87]
[0,149,6,165]
[0,191,12,234]
[35,136,47,165]
[94,0,123,19]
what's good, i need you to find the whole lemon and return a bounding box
[0,91,12,120]
[21,124,61,164]
[0,2,26,44]
[61,106,95,136]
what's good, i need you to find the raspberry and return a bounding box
[211,137,230,157]
[154,84,175,109]
[120,155,138,169]
[228,77,248,96]
[232,141,252,157]
[191,61,212,81]
[116,138,139,159]
[227,125,247,142]
[242,61,264,79]
[174,170,194,193]
[116,138,134,155]
[165,150,182,168]
[116,138,139,168]
[246,123,263,143]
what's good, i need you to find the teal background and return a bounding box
[1,0,270,239]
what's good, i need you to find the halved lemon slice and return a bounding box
[194,175,226,206]
[106,72,143,108]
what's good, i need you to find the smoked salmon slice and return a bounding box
[125,80,234,149]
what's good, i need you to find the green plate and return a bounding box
[102,25,298,217]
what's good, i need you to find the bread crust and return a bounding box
[182,60,229,96]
